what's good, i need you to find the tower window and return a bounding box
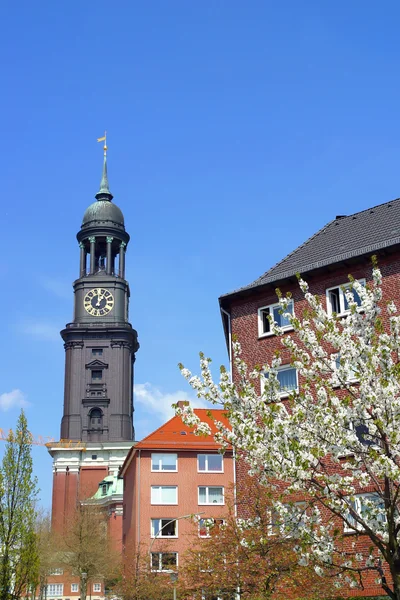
[92,370,102,380]
[90,408,103,430]
[92,349,103,356]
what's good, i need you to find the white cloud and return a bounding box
[0,389,29,412]
[18,321,60,342]
[134,382,211,439]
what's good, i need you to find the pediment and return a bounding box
[85,359,109,369]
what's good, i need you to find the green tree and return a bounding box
[56,504,119,600]
[0,410,39,600]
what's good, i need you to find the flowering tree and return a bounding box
[177,263,400,600]
[180,478,337,600]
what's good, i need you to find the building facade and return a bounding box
[219,198,400,598]
[121,404,234,574]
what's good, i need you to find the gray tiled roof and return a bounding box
[222,197,400,298]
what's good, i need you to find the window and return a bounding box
[46,585,63,597]
[49,568,63,575]
[199,486,224,505]
[90,408,103,430]
[344,493,386,533]
[92,370,102,380]
[199,518,224,537]
[93,584,101,593]
[258,300,294,337]
[331,353,358,384]
[326,280,365,316]
[151,453,177,472]
[91,454,97,460]
[151,518,177,537]
[151,552,178,572]
[263,365,298,397]
[92,348,103,356]
[102,483,108,496]
[71,584,79,593]
[151,486,178,504]
[198,454,223,473]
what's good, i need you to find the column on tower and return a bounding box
[79,242,86,277]
[89,236,96,274]
[119,241,126,278]
[106,236,113,275]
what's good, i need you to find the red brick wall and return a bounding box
[123,449,235,566]
[228,253,400,598]
[51,470,79,532]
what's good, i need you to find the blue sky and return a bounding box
[2,0,400,507]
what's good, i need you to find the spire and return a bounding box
[95,132,113,201]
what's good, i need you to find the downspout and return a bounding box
[220,307,237,516]
[137,449,141,547]
[220,307,232,380]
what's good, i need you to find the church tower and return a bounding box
[48,141,139,532]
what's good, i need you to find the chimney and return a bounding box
[177,400,190,409]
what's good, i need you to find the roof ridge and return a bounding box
[138,413,179,443]
[343,195,400,219]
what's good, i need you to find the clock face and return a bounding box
[84,288,114,316]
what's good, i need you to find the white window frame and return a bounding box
[93,583,101,593]
[151,518,178,538]
[258,300,294,338]
[262,365,298,398]
[198,517,225,538]
[151,485,178,505]
[331,353,358,384]
[198,486,224,505]
[343,493,386,533]
[197,453,223,473]
[326,279,366,316]
[151,551,178,572]
[71,584,79,593]
[151,453,178,472]
[46,585,63,597]
[49,568,63,575]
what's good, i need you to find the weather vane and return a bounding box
[97,131,107,156]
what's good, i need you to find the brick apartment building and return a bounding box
[120,404,234,573]
[219,197,400,598]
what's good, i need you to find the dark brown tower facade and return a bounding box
[60,150,139,442]
[48,146,139,534]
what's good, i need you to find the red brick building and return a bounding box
[219,198,400,598]
[120,404,234,572]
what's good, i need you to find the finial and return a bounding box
[95,131,113,201]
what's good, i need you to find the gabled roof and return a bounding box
[120,409,231,478]
[220,196,400,301]
[136,409,231,451]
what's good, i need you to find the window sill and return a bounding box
[151,535,178,539]
[258,327,294,340]
[151,469,178,473]
[198,470,224,474]
[198,502,225,506]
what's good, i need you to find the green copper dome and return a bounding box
[82,199,125,226]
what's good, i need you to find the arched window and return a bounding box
[89,408,103,430]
